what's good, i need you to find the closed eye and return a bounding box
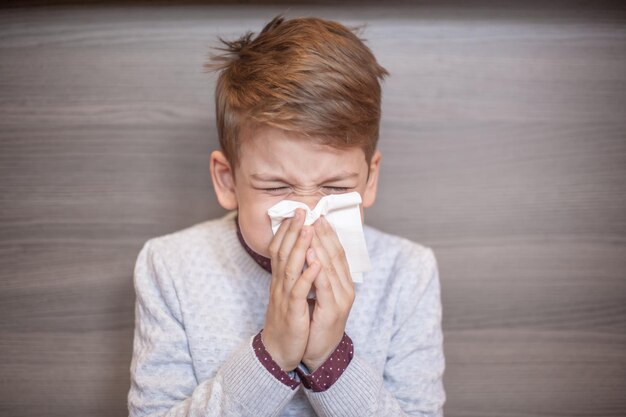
[262,187,290,194]
[323,186,350,194]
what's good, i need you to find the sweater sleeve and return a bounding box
[302,247,446,417]
[127,240,298,417]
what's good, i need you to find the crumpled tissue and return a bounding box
[267,191,371,283]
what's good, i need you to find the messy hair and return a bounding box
[204,14,389,167]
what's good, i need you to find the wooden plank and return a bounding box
[0,330,132,417]
[0,4,625,417]
[444,330,626,417]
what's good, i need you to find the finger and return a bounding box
[289,255,320,303]
[310,231,343,301]
[268,216,292,294]
[306,248,336,308]
[313,218,352,294]
[275,208,306,273]
[269,216,292,272]
[319,216,354,291]
[283,224,314,293]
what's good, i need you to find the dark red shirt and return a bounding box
[253,330,354,392]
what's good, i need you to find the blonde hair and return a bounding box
[204,15,389,166]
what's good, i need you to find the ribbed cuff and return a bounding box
[305,355,382,416]
[220,336,298,415]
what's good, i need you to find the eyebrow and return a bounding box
[250,172,359,183]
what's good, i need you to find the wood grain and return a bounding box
[0,3,625,417]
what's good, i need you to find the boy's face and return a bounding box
[210,124,381,258]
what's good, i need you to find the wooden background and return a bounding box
[1,2,625,416]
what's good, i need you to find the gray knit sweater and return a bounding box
[128,211,445,417]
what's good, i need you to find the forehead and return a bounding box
[237,125,367,182]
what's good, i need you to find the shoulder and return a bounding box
[138,211,239,273]
[146,211,234,250]
[361,223,439,309]
[363,223,437,275]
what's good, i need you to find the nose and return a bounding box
[289,193,322,211]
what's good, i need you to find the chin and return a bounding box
[249,242,270,258]
[242,231,272,258]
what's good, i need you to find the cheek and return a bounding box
[237,199,276,257]
[356,181,375,209]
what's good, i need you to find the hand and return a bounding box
[302,215,355,372]
[262,209,321,371]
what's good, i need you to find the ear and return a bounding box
[210,150,238,210]
[362,150,381,208]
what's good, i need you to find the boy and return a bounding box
[128,15,445,417]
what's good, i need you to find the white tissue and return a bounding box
[267,191,372,283]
